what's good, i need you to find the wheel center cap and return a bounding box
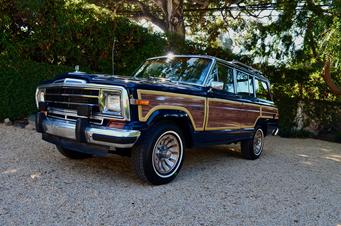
[157,146,171,159]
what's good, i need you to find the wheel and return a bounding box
[241,127,265,160]
[56,145,92,159]
[132,123,185,185]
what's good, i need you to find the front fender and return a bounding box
[145,109,192,127]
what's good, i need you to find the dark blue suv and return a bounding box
[36,55,279,184]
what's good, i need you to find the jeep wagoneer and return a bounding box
[35,55,279,184]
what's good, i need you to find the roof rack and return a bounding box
[231,60,263,75]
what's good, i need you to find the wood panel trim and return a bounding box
[136,90,278,132]
[205,98,277,131]
[205,98,243,130]
[137,90,206,131]
[137,89,206,100]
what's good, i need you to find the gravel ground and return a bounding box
[1,124,341,225]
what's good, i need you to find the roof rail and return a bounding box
[231,60,263,75]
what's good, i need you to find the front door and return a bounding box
[205,62,243,131]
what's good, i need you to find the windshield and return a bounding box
[133,57,212,85]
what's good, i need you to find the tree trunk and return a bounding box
[322,59,341,96]
[166,0,185,40]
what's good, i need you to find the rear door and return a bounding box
[235,70,261,129]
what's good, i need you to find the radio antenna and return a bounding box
[112,37,116,76]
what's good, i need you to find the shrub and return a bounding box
[0,1,168,120]
[0,0,234,120]
[0,57,72,120]
[0,0,167,75]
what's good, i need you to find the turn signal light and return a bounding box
[135,99,150,106]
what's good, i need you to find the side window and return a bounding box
[217,63,235,93]
[236,70,254,97]
[255,79,271,100]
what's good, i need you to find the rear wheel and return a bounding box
[241,127,264,160]
[56,145,92,159]
[132,123,184,185]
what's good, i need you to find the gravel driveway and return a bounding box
[1,124,341,225]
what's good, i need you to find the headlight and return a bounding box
[105,95,121,112]
[100,91,122,114]
[35,88,45,108]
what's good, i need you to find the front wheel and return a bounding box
[241,127,265,160]
[132,123,185,185]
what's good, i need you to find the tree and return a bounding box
[323,59,341,96]
[89,0,273,43]
[320,17,341,96]
[237,0,341,96]
[91,0,187,40]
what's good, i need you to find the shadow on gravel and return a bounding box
[46,144,243,184]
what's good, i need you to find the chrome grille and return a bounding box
[45,87,100,112]
[37,83,131,122]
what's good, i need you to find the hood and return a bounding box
[43,72,207,96]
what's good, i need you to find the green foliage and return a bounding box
[0,56,72,120]
[0,0,167,120]
[304,100,341,131]
[0,0,167,75]
[0,0,236,120]
[274,96,299,137]
[320,17,341,78]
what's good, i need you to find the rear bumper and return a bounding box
[36,113,141,149]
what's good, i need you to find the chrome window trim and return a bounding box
[233,67,237,95]
[147,55,216,61]
[37,83,130,121]
[203,58,217,87]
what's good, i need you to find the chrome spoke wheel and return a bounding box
[253,129,264,156]
[152,131,183,178]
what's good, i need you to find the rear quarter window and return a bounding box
[255,79,271,101]
[236,70,254,97]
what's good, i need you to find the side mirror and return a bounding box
[210,81,224,90]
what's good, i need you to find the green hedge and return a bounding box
[0,1,167,75]
[0,1,169,120]
[0,0,235,121]
[0,57,72,120]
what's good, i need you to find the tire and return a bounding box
[132,122,185,185]
[241,127,265,160]
[56,145,92,159]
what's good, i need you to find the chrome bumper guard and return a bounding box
[40,116,141,148]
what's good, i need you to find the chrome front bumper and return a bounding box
[39,116,140,148]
